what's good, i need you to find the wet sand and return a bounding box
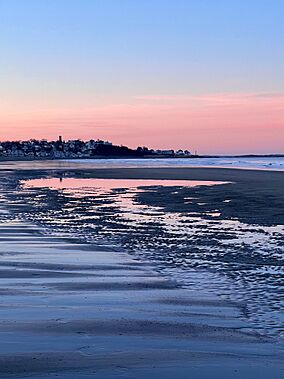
[63,167,284,225]
[7,165,284,224]
[0,165,283,378]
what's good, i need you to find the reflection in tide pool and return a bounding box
[24,177,228,190]
[20,177,284,339]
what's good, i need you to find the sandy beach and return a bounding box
[2,0,284,376]
[0,163,283,378]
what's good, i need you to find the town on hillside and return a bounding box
[0,137,192,159]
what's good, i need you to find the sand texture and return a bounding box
[0,165,283,378]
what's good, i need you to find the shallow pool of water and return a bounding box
[18,176,284,339]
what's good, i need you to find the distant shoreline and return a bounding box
[0,154,284,162]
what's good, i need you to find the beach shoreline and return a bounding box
[1,156,284,172]
[0,164,283,378]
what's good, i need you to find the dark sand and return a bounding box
[8,165,284,225]
[62,167,284,225]
[0,165,283,378]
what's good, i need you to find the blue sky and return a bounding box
[1,0,283,95]
[0,0,283,153]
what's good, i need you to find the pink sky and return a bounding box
[1,93,283,154]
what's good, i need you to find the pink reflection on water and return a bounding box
[23,177,228,190]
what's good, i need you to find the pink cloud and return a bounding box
[0,93,283,154]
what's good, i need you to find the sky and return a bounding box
[0,0,283,154]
